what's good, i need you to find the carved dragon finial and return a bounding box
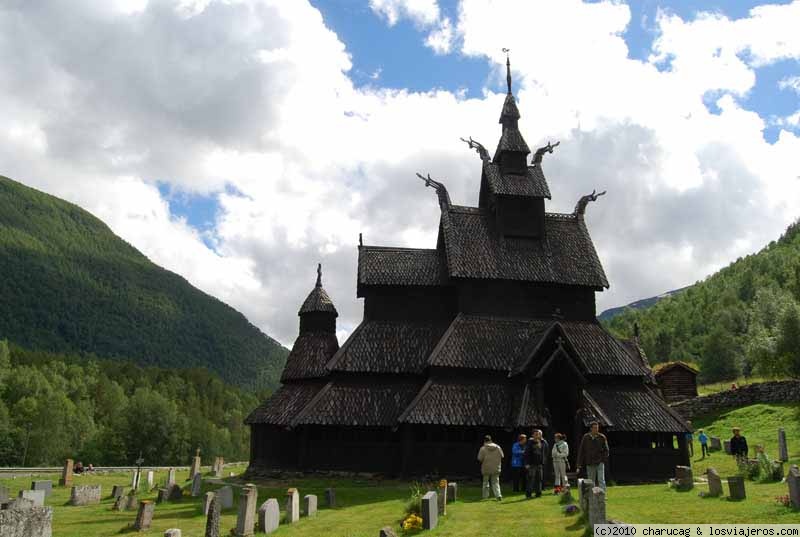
[460,136,490,162]
[532,141,560,166]
[574,189,606,216]
[416,172,451,210]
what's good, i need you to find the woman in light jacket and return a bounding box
[551,433,570,493]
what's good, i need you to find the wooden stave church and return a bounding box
[245,59,690,482]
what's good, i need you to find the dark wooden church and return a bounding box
[246,59,690,482]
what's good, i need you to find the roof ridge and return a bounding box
[361,245,438,253]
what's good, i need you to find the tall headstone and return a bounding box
[325,487,336,508]
[421,491,437,530]
[59,459,74,487]
[203,491,216,516]
[131,469,140,490]
[285,488,300,524]
[778,428,789,463]
[235,485,258,537]
[578,478,594,515]
[710,437,722,452]
[0,485,9,503]
[706,468,723,497]
[111,485,126,499]
[189,448,202,478]
[125,493,139,511]
[147,470,155,489]
[167,468,176,487]
[727,475,746,500]
[437,482,447,515]
[19,490,45,507]
[723,440,732,455]
[217,486,234,510]
[447,482,458,502]
[112,495,127,511]
[156,488,169,504]
[214,457,224,478]
[69,485,101,506]
[191,473,203,497]
[258,499,280,534]
[164,530,182,537]
[31,481,53,498]
[787,465,800,509]
[205,495,221,537]
[588,487,607,532]
[303,494,317,518]
[133,500,155,531]
[674,466,693,491]
[167,483,183,501]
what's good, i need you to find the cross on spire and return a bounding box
[316,263,322,287]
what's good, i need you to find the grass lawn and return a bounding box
[2,404,798,536]
[696,376,788,396]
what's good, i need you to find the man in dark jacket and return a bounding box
[524,429,549,498]
[576,422,609,490]
[730,427,748,462]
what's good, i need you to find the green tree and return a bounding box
[775,304,800,378]
[700,327,740,382]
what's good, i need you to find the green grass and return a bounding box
[3,404,799,536]
[696,376,787,396]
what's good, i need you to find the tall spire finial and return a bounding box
[502,48,511,94]
[316,263,322,287]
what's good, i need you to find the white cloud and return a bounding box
[779,75,800,93]
[1,0,799,350]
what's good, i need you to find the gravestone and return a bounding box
[125,493,139,511]
[421,491,437,530]
[578,478,594,515]
[133,500,155,531]
[213,457,225,478]
[285,488,300,524]
[70,485,101,506]
[303,494,317,517]
[167,468,176,487]
[217,486,234,510]
[787,465,800,509]
[674,466,693,491]
[19,489,45,507]
[706,468,723,497]
[168,483,183,501]
[437,483,447,515]
[147,471,155,489]
[379,527,398,537]
[8,497,36,511]
[710,437,722,452]
[0,505,53,537]
[164,530,182,537]
[588,487,607,532]
[31,480,53,498]
[723,440,732,455]
[258,499,280,534]
[235,485,258,537]
[778,429,789,463]
[325,487,336,508]
[0,485,8,503]
[189,449,202,478]
[131,469,140,490]
[112,494,127,511]
[191,473,202,497]
[111,485,126,499]
[727,475,746,500]
[59,459,74,487]
[203,491,216,515]
[156,488,169,504]
[205,494,221,537]
[447,482,458,502]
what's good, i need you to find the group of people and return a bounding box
[477,421,609,501]
[685,421,749,461]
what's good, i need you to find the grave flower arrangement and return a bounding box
[563,504,579,516]
[402,513,424,532]
[775,495,790,508]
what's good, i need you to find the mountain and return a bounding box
[604,220,800,382]
[598,286,691,322]
[0,176,288,391]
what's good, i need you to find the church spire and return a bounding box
[316,263,322,287]
[494,49,529,172]
[505,49,512,95]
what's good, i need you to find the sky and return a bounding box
[1,0,799,348]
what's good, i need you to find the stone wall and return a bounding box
[0,506,53,537]
[671,380,800,420]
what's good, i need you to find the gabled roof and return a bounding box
[559,322,648,376]
[327,320,446,374]
[428,314,550,371]
[483,161,551,199]
[440,207,609,288]
[398,378,546,428]
[280,332,339,382]
[358,246,446,288]
[244,383,322,425]
[292,379,421,427]
[581,385,690,432]
[653,361,699,377]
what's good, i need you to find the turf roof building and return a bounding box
[245,59,690,482]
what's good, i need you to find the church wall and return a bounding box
[363,287,457,321]
[456,280,596,320]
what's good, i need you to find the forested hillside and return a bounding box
[0,340,260,466]
[605,220,800,382]
[0,176,287,391]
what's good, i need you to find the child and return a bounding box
[697,429,709,458]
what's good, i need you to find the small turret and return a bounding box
[298,263,338,334]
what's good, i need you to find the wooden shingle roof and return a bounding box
[293,380,421,427]
[327,320,446,374]
[244,383,322,425]
[358,246,446,287]
[398,379,546,428]
[280,332,339,382]
[581,385,690,433]
[559,322,649,377]
[440,207,609,288]
[482,161,551,198]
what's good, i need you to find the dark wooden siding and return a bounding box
[657,368,698,403]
